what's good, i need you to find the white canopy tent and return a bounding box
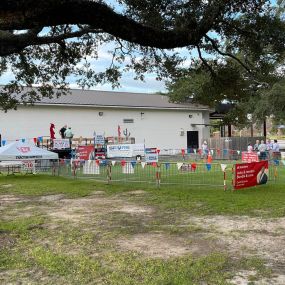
[0,141,58,161]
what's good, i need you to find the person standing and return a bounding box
[272,139,280,160]
[272,139,280,152]
[50,123,55,140]
[59,125,67,139]
[64,127,74,146]
[258,140,267,160]
[201,141,208,159]
[253,139,260,151]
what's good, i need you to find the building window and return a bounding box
[123,119,134,123]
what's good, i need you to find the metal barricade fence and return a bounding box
[58,159,227,188]
[57,158,284,189]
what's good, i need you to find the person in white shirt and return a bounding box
[272,139,280,152]
[247,143,253,152]
[258,140,267,160]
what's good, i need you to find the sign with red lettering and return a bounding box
[76,146,95,160]
[234,161,269,189]
[241,152,259,163]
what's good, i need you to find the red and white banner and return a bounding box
[242,152,259,163]
[234,161,269,190]
[76,146,95,160]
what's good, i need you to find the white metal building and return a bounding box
[0,89,212,149]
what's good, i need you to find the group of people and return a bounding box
[50,123,74,140]
[248,139,280,160]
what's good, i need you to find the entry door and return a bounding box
[187,131,199,149]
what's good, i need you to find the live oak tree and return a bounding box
[0,0,285,113]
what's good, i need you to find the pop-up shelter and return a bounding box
[0,141,58,161]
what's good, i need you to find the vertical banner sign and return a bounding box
[94,134,105,145]
[76,145,95,160]
[241,152,259,163]
[234,161,269,190]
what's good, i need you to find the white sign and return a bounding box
[132,144,145,156]
[107,144,133,158]
[145,153,158,162]
[94,134,105,145]
[53,139,70,150]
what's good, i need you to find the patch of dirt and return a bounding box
[117,232,222,259]
[0,194,28,204]
[230,271,285,285]
[127,190,147,195]
[38,194,66,202]
[113,205,153,215]
[0,233,15,249]
[0,184,14,189]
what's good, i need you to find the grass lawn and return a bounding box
[0,167,285,284]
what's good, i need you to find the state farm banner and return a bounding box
[53,139,70,150]
[107,144,133,158]
[234,161,269,190]
[242,151,259,163]
[77,145,94,160]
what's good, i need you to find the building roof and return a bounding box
[18,88,211,111]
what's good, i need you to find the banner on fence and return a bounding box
[107,144,133,158]
[234,161,269,189]
[53,139,70,149]
[107,144,145,158]
[241,152,259,163]
[77,145,95,160]
[145,147,158,162]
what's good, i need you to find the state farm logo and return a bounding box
[17,147,31,153]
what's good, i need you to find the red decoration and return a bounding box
[198,149,202,155]
[152,162,157,167]
[230,149,235,154]
[217,149,221,155]
[33,137,37,144]
[95,159,100,166]
[181,149,185,155]
[191,163,197,171]
[121,160,126,167]
[156,149,160,154]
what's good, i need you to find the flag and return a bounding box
[193,149,197,154]
[1,140,6,146]
[191,163,197,171]
[33,137,37,144]
[141,162,146,169]
[217,149,221,155]
[21,138,25,143]
[210,149,214,155]
[206,163,212,171]
[157,149,160,154]
[111,161,116,166]
[223,149,228,155]
[237,150,241,155]
[221,164,227,172]
[95,159,100,166]
[131,161,136,168]
[274,160,280,166]
[181,149,185,155]
[121,160,126,167]
[165,163,170,170]
[118,125,121,137]
[38,136,43,143]
[152,162,157,167]
[177,162,183,170]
